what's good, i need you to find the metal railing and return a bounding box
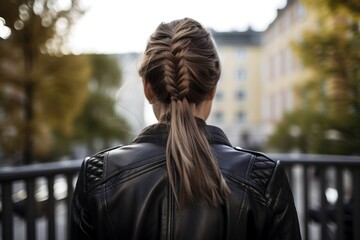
[269,153,360,240]
[0,159,82,240]
[0,154,360,240]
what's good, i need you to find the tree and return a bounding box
[51,54,131,159]
[267,110,343,154]
[302,0,360,19]
[74,54,130,154]
[267,0,360,155]
[0,0,90,164]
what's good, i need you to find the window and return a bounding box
[284,12,291,32]
[235,49,246,61]
[235,69,247,81]
[296,2,306,19]
[235,90,246,101]
[213,111,224,123]
[215,91,223,101]
[268,55,274,81]
[284,48,292,76]
[235,111,246,123]
[274,52,280,80]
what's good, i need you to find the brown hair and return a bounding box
[138,18,230,207]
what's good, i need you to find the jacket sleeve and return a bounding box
[263,160,302,240]
[70,158,95,240]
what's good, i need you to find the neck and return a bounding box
[152,99,212,123]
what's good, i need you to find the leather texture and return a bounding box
[86,156,104,185]
[71,121,302,240]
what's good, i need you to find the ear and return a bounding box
[143,80,155,103]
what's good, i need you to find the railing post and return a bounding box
[47,176,56,240]
[0,159,82,240]
[319,167,327,240]
[67,173,75,239]
[336,168,344,240]
[2,181,14,240]
[353,168,360,240]
[303,165,309,240]
[26,178,36,240]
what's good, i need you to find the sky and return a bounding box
[68,0,287,54]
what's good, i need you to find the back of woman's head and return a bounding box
[139,18,230,207]
[139,18,221,103]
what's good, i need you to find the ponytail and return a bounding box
[138,17,230,207]
[166,98,230,207]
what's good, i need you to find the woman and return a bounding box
[71,18,301,239]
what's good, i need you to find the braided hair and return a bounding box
[138,18,230,207]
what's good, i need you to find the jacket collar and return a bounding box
[133,118,232,147]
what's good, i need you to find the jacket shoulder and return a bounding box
[233,147,277,196]
[84,145,122,190]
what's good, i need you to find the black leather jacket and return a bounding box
[71,122,301,240]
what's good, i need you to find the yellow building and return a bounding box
[208,29,263,148]
[117,0,318,149]
[209,0,319,148]
[261,0,317,140]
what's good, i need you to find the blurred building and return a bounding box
[209,29,263,149]
[114,0,317,149]
[114,53,146,140]
[261,0,316,140]
[208,0,318,149]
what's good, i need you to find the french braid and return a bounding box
[139,18,230,207]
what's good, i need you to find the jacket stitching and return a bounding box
[223,172,267,206]
[105,154,165,181]
[87,160,166,196]
[222,170,266,197]
[231,191,248,239]
[103,178,117,238]
[87,155,165,194]
[262,158,277,198]
[104,151,109,181]
[105,161,166,192]
[102,150,113,235]
[246,154,256,182]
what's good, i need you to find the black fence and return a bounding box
[0,154,360,240]
[0,159,82,240]
[271,153,360,240]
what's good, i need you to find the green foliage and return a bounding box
[90,54,121,88]
[0,0,84,53]
[52,54,131,158]
[79,54,130,148]
[268,0,360,155]
[267,111,347,154]
[35,54,91,133]
[0,0,89,164]
[302,0,360,19]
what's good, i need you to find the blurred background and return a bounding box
[1,0,359,166]
[0,0,359,239]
